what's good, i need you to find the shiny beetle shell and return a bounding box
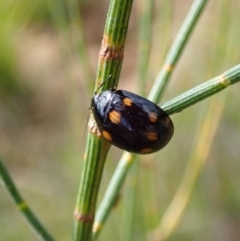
[91,89,174,154]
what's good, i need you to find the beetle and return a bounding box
[91,88,174,154]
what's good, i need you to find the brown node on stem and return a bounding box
[99,34,124,61]
[74,209,95,223]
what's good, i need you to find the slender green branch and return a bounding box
[137,0,153,95]
[73,133,110,241]
[153,4,232,239]
[68,1,94,83]
[0,158,55,241]
[93,152,136,240]
[154,95,225,240]
[148,0,208,102]
[47,0,94,87]
[94,0,134,90]
[72,1,134,241]
[161,64,240,114]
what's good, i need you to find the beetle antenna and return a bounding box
[95,74,112,94]
[83,107,91,139]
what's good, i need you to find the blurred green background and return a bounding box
[1,0,240,240]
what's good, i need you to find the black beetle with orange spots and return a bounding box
[91,88,174,154]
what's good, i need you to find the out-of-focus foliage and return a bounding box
[1,0,240,241]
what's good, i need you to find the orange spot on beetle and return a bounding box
[123,97,132,106]
[148,112,158,123]
[140,148,153,154]
[109,110,121,124]
[146,132,158,141]
[102,131,112,141]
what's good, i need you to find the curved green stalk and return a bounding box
[72,133,110,241]
[0,159,55,241]
[47,0,94,84]
[154,95,225,240]
[72,1,134,241]
[161,64,240,114]
[137,0,153,96]
[153,3,232,239]
[148,0,208,103]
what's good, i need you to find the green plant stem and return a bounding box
[68,1,94,85]
[153,3,231,239]
[154,95,225,241]
[137,0,153,95]
[72,1,134,241]
[93,0,209,239]
[72,133,110,241]
[0,158,55,241]
[161,64,240,114]
[47,0,94,86]
[94,0,134,91]
[93,152,135,240]
[148,0,208,103]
